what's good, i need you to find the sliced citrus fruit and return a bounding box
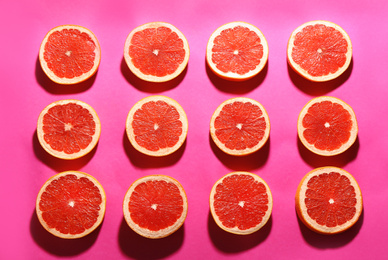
[126,95,188,156]
[206,21,269,81]
[36,171,106,239]
[37,99,101,160]
[210,97,270,156]
[123,22,190,82]
[123,175,188,239]
[39,24,101,84]
[296,167,362,234]
[287,20,352,82]
[210,172,272,235]
[297,96,358,156]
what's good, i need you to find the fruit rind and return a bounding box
[36,171,106,239]
[209,171,273,235]
[37,99,101,160]
[295,166,363,234]
[123,175,188,239]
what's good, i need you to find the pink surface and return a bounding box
[1,0,387,259]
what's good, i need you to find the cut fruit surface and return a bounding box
[36,171,106,239]
[123,175,188,239]
[210,172,272,235]
[126,95,188,156]
[39,24,101,84]
[287,20,352,82]
[206,21,269,81]
[296,167,362,234]
[210,97,270,156]
[297,96,358,156]
[37,99,101,160]
[124,22,190,82]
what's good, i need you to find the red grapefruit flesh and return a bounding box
[210,172,273,235]
[210,97,270,156]
[297,96,358,156]
[126,95,188,156]
[287,20,352,82]
[124,22,190,82]
[296,167,363,234]
[39,25,101,84]
[36,171,106,239]
[123,175,188,239]
[206,21,269,81]
[37,99,101,160]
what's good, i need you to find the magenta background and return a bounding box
[1,0,388,259]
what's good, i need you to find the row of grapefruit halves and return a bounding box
[36,167,363,239]
[39,20,352,84]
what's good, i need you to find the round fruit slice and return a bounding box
[210,172,272,235]
[287,20,352,82]
[296,167,363,234]
[36,171,106,239]
[123,175,188,239]
[39,24,101,84]
[210,97,270,156]
[297,96,358,156]
[206,21,269,81]
[126,95,188,156]
[37,99,101,160]
[124,22,190,82]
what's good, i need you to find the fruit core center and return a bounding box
[233,50,239,55]
[324,122,330,128]
[236,123,243,130]
[65,50,72,57]
[153,49,159,56]
[329,198,334,204]
[317,48,323,54]
[154,123,159,130]
[238,201,245,207]
[64,123,72,131]
[151,204,158,210]
[68,201,75,207]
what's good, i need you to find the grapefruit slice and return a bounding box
[296,167,363,234]
[297,96,358,156]
[287,20,352,82]
[39,24,101,84]
[206,21,269,81]
[126,95,188,156]
[36,171,106,239]
[123,175,188,239]
[124,22,190,82]
[210,172,273,235]
[37,99,101,160]
[210,97,270,156]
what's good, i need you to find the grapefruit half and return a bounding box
[39,24,101,84]
[126,95,188,156]
[36,171,106,239]
[287,20,352,82]
[206,21,268,81]
[296,167,363,234]
[210,172,273,235]
[37,99,101,160]
[124,22,190,82]
[297,96,358,156]
[123,175,188,239]
[210,97,270,156]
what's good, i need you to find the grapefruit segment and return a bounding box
[123,175,188,239]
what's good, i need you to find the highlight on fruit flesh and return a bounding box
[36,171,106,239]
[287,20,352,82]
[39,24,101,84]
[206,21,269,81]
[295,166,362,234]
[124,22,190,82]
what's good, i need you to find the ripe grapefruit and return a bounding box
[36,171,106,239]
[287,20,352,82]
[206,21,268,81]
[210,172,273,235]
[297,96,358,156]
[295,167,363,234]
[39,24,101,84]
[37,99,101,160]
[123,175,188,239]
[124,22,190,82]
[126,95,188,156]
[210,97,270,156]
